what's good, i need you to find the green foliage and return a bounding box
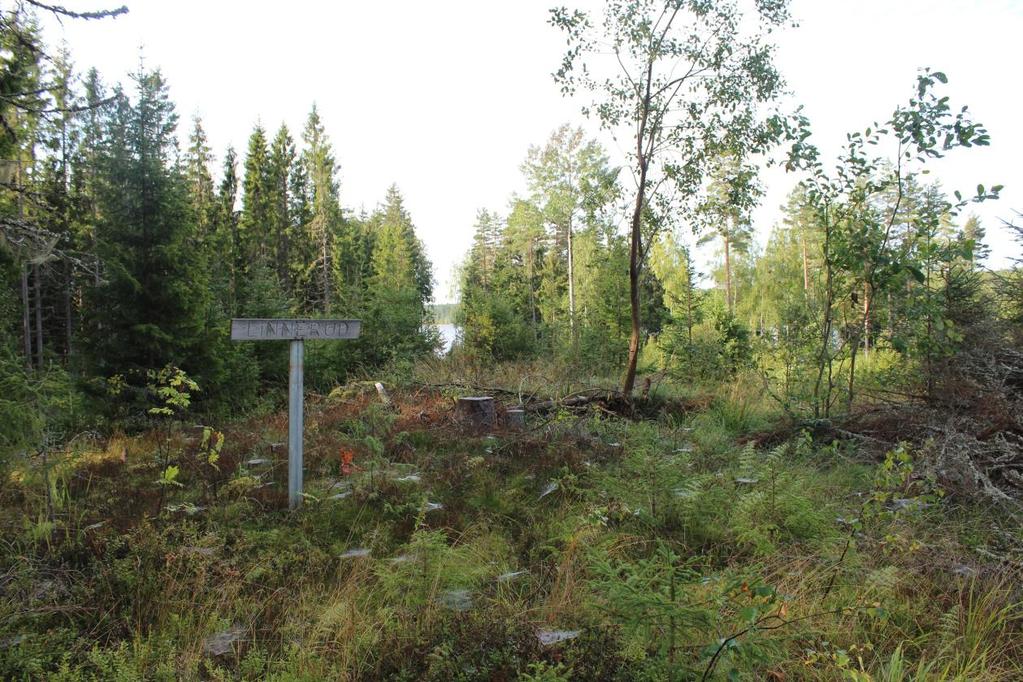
[589,541,709,665]
[552,0,792,392]
[80,68,215,398]
[156,463,182,488]
[713,309,755,375]
[730,442,831,555]
[2,18,438,420]
[1,375,1021,679]
[775,70,1000,417]
[0,352,85,462]
[519,661,572,681]
[456,129,664,371]
[145,365,199,416]
[354,185,437,367]
[456,209,537,362]
[2,9,1023,681]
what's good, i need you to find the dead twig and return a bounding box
[700,608,850,681]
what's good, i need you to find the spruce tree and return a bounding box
[287,143,314,309]
[0,9,44,369]
[504,198,545,338]
[372,185,432,300]
[239,124,272,279]
[210,146,240,315]
[268,124,296,295]
[457,210,534,360]
[36,47,82,361]
[82,67,209,395]
[75,68,107,289]
[301,105,342,313]
[362,185,434,362]
[184,116,216,243]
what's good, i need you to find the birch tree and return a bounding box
[551,0,792,394]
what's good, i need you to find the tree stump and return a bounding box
[506,408,526,430]
[456,396,496,429]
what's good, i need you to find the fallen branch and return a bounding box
[527,389,623,413]
[421,382,522,398]
[422,381,624,414]
[831,427,896,448]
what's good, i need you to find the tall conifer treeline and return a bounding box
[0,6,1014,448]
[0,10,435,431]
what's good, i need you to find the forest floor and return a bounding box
[1,365,1022,680]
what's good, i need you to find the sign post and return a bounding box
[231,318,361,509]
[288,338,304,509]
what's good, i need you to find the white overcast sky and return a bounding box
[45,0,1023,302]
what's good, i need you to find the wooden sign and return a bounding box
[231,318,362,509]
[231,318,361,341]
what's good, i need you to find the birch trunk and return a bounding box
[724,233,733,314]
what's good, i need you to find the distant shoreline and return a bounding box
[435,323,458,354]
[429,303,460,325]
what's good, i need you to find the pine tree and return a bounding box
[698,154,759,315]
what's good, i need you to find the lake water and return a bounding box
[436,323,458,354]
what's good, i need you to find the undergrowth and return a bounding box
[0,371,1020,680]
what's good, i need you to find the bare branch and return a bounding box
[23,0,128,21]
[0,93,118,116]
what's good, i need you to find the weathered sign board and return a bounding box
[230,318,361,341]
[231,319,362,509]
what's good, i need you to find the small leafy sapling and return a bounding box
[196,426,224,501]
[146,365,200,417]
[864,445,944,539]
[156,464,183,489]
[198,426,224,469]
[145,365,199,515]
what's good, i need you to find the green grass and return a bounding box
[0,367,1020,680]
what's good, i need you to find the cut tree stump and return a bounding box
[456,396,496,428]
[507,408,525,430]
